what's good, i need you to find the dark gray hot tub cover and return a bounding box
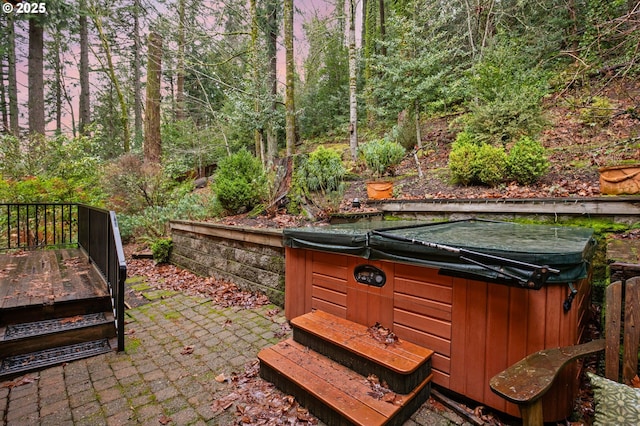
[283,219,596,286]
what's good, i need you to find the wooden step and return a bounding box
[0,296,113,326]
[0,312,116,358]
[259,339,432,426]
[0,339,113,380]
[291,310,433,394]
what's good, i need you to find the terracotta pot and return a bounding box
[599,164,640,195]
[366,181,393,199]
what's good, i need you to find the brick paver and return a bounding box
[0,291,471,425]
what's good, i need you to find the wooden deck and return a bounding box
[0,249,109,315]
[0,248,115,379]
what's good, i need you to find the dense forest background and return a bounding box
[1,0,639,244]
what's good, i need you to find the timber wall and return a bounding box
[169,220,285,306]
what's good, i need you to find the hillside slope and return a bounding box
[342,79,640,205]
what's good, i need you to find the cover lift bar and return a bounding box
[372,230,561,290]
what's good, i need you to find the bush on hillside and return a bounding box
[448,131,507,186]
[360,138,405,178]
[213,149,268,214]
[301,146,346,193]
[507,136,549,184]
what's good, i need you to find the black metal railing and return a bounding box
[1,203,127,351]
[78,205,127,352]
[0,203,77,250]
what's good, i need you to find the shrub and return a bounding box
[448,132,507,186]
[448,144,477,185]
[448,132,480,185]
[580,96,613,127]
[150,238,173,264]
[303,146,346,193]
[475,143,508,186]
[213,149,268,214]
[360,138,405,178]
[103,155,181,213]
[507,136,549,184]
[117,191,214,242]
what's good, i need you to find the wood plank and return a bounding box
[449,278,468,392]
[484,284,510,412]
[464,279,487,403]
[293,310,433,373]
[605,281,622,381]
[392,323,450,359]
[57,249,109,300]
[312,273,348,293]
[394,278,453,305]
[314,309,432,362]
[259,342,389,426]
[393,308,451,340]
[0,253,30,309]
[284,246,303,319]
[311,298,347,318]
[394,293,452,322]
[489,339,605,404]
[259,339,433,426]
[623,277,640,384]
[10,252,46,309]
[311,285,347,307]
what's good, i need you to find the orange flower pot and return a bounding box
[366,181,393,199]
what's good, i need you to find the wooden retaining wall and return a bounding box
[371,197,640,224]
[169,220,285,306]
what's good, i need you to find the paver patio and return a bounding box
[0,289,473,426]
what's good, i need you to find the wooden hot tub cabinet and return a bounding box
[283,221,594,421]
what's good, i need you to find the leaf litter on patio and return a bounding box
[126,252,315,424]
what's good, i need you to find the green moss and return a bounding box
[142,289,177,301]
[125,336,141,354]
[164,311,181,320]
[130,282,152,292]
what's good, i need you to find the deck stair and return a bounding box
[258,310,433,426]
[0,249,116,380]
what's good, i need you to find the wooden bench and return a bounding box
[489,276,640,426]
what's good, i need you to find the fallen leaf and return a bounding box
[158,414,172,425]
[181,345,194,355]
[60,315,84,324]
[0,375,37,389]
[215,373,227,383]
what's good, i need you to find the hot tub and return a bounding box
[283,219,595,421]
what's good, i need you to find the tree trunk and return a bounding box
[266,0,278,166]
[379,0,386,56]
[53,33,62,134]
[249,0,263,162]
[28,18,45,136]
[79,0,91,135]
[92,11,130,152]
[7,14,19,136]
[0,60,7,133]
[144,31,162,164]
[414,99,422,148]
[284,0,296,156]
[348,0,358,160]
[133,0,143,144]
[176,0,186,120]
[567,0,579,60]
